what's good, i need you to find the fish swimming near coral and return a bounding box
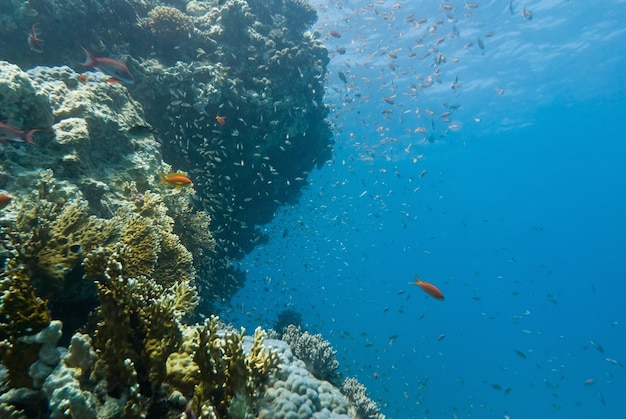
[160,172,193,188]
[27,23,44,53]
[81,47,134,84]
[0,122,38,145]
[409,274,445,300]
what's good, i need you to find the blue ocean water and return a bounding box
[223,1,626,418]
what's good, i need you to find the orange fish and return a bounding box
[160,173,192,188]
[410,274,444,300]
[0,193,11,209]
[215,115,226,126]
[27,23,44,53]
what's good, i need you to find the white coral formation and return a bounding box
[281,325,341,384]
[254,339,351,419]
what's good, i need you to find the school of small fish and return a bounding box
[224,1,624,417]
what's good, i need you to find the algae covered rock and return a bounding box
[0,61,53,129]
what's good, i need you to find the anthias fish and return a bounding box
[0,123,38,145]
[410,274,445,300]
[160,173,193,188]
[0,193,11,209]
[81,47,134,84]
[27,23,44,53]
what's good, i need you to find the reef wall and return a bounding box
[0,1,382,417]
[0,0,332,302]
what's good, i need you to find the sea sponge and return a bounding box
[148,6,194,46]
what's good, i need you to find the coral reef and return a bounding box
[191,315,279,417]
[341,378,386,419]
[281,325,341,385]
[147,6,195,47]
[256,338,351,419]
[0,0,387,417]
[282,0,319,29]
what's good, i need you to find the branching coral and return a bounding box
[0,266,51,388]
[191,315,279,418]
[341,377,386,419]
[0,267,51,341]
[281,325,341,385]
[91,253,184,399]
[282,0,318,30]
[0,171,117,295]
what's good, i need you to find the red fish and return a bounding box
[215,115,226,126]
[410,274,445,300]
[160,173,193,188]
[0,123,38,145]
[81,47,134,84]
[27,24,44,53]
[0,193,11,209]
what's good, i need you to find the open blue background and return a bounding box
[223,1,626,417]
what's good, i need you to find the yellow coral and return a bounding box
[159,280,199,320]
[247,327,279,378]
[191,316,278,418]
[166,351,200,395]
[153,230,195,287]
[0,267,51,387]
[118,210,161,279]
[0,267,51,340]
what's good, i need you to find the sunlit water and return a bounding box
[223,1,626,417]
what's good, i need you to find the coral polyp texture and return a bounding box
[0,0,384,417]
